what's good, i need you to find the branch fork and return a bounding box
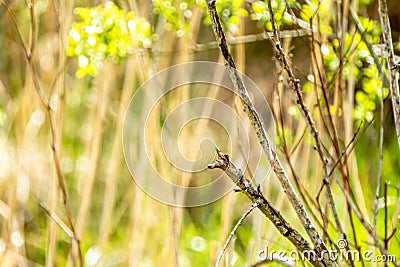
[208,148,327,267]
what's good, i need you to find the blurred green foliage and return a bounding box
[314,19,387,122]
[250,0,297,30]
[153,0,248,35]
[152,0,196,35]
[67,1,155,77]
[67,0,250,78]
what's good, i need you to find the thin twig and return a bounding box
[312,8,364,262]
[215,202,259,267]
[384,182,389,251]
[331,174,388,256]
[326,121,363,179]
[374,74,385,230]
[266,0,329,176]
[273,77,334,240]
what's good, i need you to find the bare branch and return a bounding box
[378,0,400,148]
[205,1,336,266]
[208,149,324,267]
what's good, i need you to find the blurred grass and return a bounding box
[0,0,399,266]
